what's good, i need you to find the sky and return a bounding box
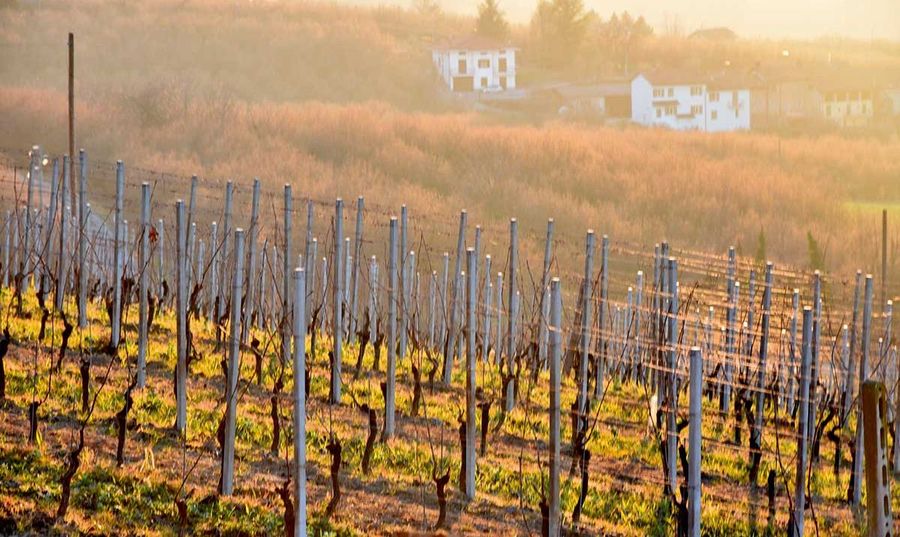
[339,0,900,40]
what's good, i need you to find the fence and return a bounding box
[1,143,897,535]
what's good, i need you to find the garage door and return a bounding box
[453,76,474,92]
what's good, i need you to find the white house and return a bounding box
[432,36,517,93]
[630,72,751,132]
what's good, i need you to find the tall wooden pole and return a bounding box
[68,33,74,201]
[222,228,246,495]
[283,185,293,366]
[137,183,150,388]
[548,277,562,537]
[851,274,875,507]
[883,209,889,311]
[175,200,187,434]
[77,149,87,327]
[331,199,344,404]
[505,218,518,411]
[578,231,595,415]
[464,247,477,500]
[292,267,308,537]
[791,307,813,536]
[111,161,125,350]
[385,217,398,438]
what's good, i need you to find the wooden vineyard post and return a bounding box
[505,218,518,411]
[666,257,679,494]
[3,210,9,288]
[56,155,70,311]
[399,205,408,360]
[385,217,398,438]
[208,221,219,320]
[24,147,36,287]
[495,272,504,367]
[578,231,595,416]
[349,196,363,344]
[807,271,822,445]
[217,181,233,323]
[137,183,150,388]
[632,271,644,382]
[244,179,260,342]
[41,158,57,304]
[304,199,314,322]
[844,272,863,427]
[331,198,344,404]
[538,220,554,367]
[156,218,166,302]
[186,176,197,293]
[750,262,773,483]
[292,266,308,537]
[369,256,378,351]
[110,160,125,351]
[283,185,293,366]
[432,253,444,355]
[790,307,813,537]
[688,346,703,537]
[222,228,246,496]
[852,275,875,507]
[464,247,477,500]
[596,234,609,398]
[787,288,800,415]
[862,381,893,537]
[175,200,188,434]
[548,277,562,537]
[428,271,436,350]
[78,149,87,327]
[722,246,736,414]
[482,255,493,361]
[444,211,467,386]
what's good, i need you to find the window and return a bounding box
[691,86,703,96]
[458,57,467,74]
[667,87,674,97]
[711,110,718,120]
[691,105,703,115]
[665,105,676,115]
[653,88,665,98]
[709,91,719,102]
[499,58,508,71]
[478,59,490,69]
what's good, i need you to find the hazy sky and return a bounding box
[340,0,900,40]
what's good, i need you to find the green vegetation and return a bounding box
[0,282,881,536]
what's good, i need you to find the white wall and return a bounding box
[632,74,751,132]
[630,75,653,124]
[706,89,751,132]
[432,47,516,92]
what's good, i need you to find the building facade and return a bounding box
[631,73,751,132]
[432,36,517,93]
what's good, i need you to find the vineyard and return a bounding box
[0,144,895,536]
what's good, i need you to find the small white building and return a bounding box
[630,72,751,132]
[432,36,517,93]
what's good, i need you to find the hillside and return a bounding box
[1,0,899,274]
[1,85,899,276]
